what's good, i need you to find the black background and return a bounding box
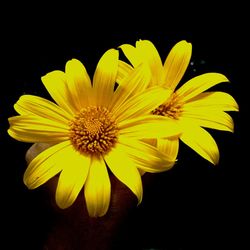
[1,25,246,250]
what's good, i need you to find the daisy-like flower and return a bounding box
[8,49,180,217]
[119,40,239,164]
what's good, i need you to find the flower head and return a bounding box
[8,49,180,217]
[119,40,239,164]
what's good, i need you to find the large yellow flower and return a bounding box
[119,40,239,164]
[8,49,180,217]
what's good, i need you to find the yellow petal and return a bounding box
[157,138,179,161]
[41,70,77,115]
[163,40,192,90]
[119,115,181,139]
[119,44,142,67]
[104,145,143,204]
[136,40,164,84]
[23,141,71,189]
[109,63,151,111]
[14,95,72,123]
[184,91,239,111]
[84,158,111,217]
[8,115,69,143]
[65,58,93,108]
[179,119,219,165]
[119,138,176,173]
[182,108,235,132]
[114,86,172,123]
[56,150,90,209]
[116,60,134,84]
[92,49,118,107]
[176,73,229,102]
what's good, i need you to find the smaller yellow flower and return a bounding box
[119,40,239,164]
[8,48,180,217]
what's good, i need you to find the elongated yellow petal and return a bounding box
[119,44,142,67]
[176,73,229,102]
[56,150,90,209]
[163,40,192,90]
[14,95,72,123]
[114,86,172,123]
[184,91,239,111]
[136,40,164,84]
[65,58,93,108]
[84,158,111,217]
[119,138,176,173]
[157,138,179,161]
[119,115,181,139]
[104,145,143,204]
[41,70,77,115]
[92,49,118,107]
[109,63,151,111]
[8,115,69,143]
[179,119,219,165]
[23,141,71,189]
[8,129,68,144]
[182,108,234,132]
[116,60,134,84]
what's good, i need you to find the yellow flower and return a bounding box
[8,49,180,217]
[119,40,239,164]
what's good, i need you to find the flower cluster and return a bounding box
[8,39,239,217]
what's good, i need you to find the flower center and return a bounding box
[152,93,183,119]
[69,106,118,156]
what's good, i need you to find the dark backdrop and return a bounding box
[1,29,246,249]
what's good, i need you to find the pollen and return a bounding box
[69,106,118,156]
[152,93,183,119]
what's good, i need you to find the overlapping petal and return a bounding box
[65,58,93,108]
[84,158,111,217]
[163,40,192,90]
[109,63,151,111]
[14,95,72,123]
[8,115,69,143]
[104,145,143,204]
[55,149,90,209]
[157,138,179,161]
[92,49,118,107]
[116,60,133,84]
[114,86,172,122]
[23,141,71,189]
[119,115,181,139]
[119,138,176,172]
[119,44,142,67]
[135,40,164,84]
[179,118,219,165]
[182,108,234,132]
[176,73,229,102]
[184,91,239,111]
[41,70,77,115]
